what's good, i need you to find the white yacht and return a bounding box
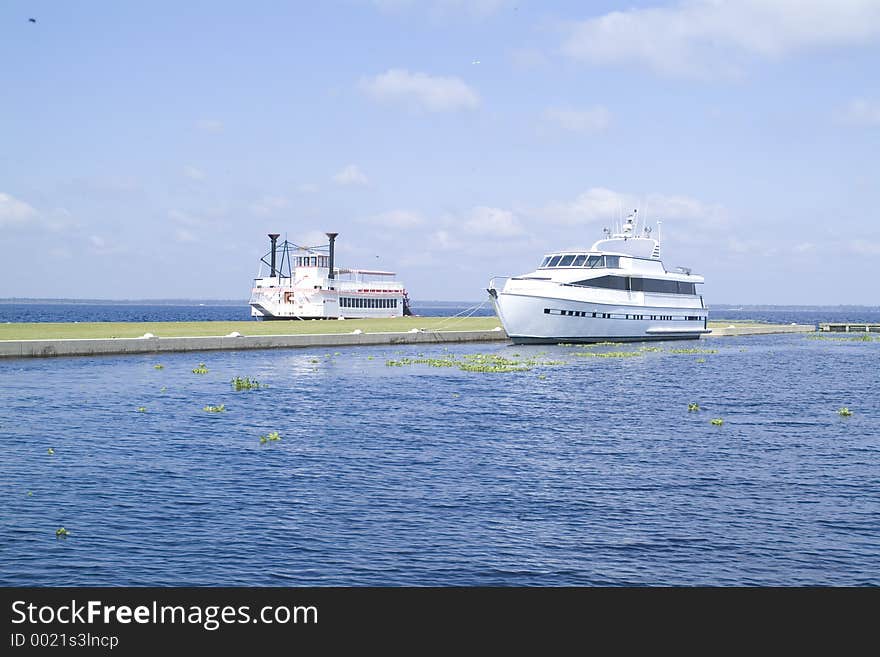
[249,232,411,319]
[488,213,708,343]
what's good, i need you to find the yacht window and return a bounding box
[678,282,696,295]
[572,255,587,267]
[558,255,575,267]
[547,255,562,267]
[540,256,551,268]
[571,275,627,290]
[605,256,620,268]
[587,255,602,268]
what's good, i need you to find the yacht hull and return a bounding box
[491,291,708,344]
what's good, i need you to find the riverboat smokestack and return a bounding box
[326,232,338,280]
[268,233,280,277]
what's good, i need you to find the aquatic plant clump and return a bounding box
[136,406,147,413]
[807,334,877,342]
[203,404,226,413]
[710,418,724,426]
[575,351,643,358]
[838,407,853,417]
[192,363,209,374]
[385,352,563,373]
[153,364,164,370]
[668,348,718,354]
[231,376,265,391]
[55,527,70,538]
[688,403,700,412]
[47,448,55,456]
[259,431,282,444]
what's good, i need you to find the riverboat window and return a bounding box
[586,255,602,268]
[547,255,562,267]
[558,255,576,267]
[540,256,551,267]
[605,256,620,268]
[572,255,587,267]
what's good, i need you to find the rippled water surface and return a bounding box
[1,334,877,585]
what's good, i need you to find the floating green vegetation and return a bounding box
[136,406,147,413]
[710,418,724,426]
[160,386,167,392]
[696,358,706,363]
[669,348,718,354]
[260,431,281,444]
[203,404,226,413]
[639,346,664,352]
[452,392,461,397]
[334,352,341,356]
[688,403,700,412]
[838,407,853,417]
[231,376,265,391]
[575,350,643,358]
[537,374,547,380]
[385,352,562,373]
[27,491,33,497]
[807,334,876,341]
[47,448,55,456]
[310,358,319,363]
[192,363,209,374]
[367,356,374,360]
[55,527,70,538]
[153,364,164,370]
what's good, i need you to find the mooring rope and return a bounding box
[426,298,494,331]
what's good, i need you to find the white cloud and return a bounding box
[846,239,880,255]
[841,98,880,126]
[359,69,480,112]
[363,210,425,228]
[183,166,206,181]
[539,187,728,231]
[561,1,880,77]
[250,196,291,215]
[174,228,198,243]
[0,192,38,228]
[429,229,462,251]
[196,119,224,132]
[297,183,319,194]
[462,206,524,237]
[88,235,126,255]
[542,106,611,135]
[333,164,369,186]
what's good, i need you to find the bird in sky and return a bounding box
[28,18,36,23]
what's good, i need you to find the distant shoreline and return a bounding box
[1,298,878,311]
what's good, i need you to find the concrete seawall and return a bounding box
[0,329,509,359]
[0,323,819,359]
[705,323,814,337]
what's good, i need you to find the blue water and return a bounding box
[0,302,497,323]
[1,334,878,585]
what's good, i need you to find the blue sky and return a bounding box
[2,0,879,303]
